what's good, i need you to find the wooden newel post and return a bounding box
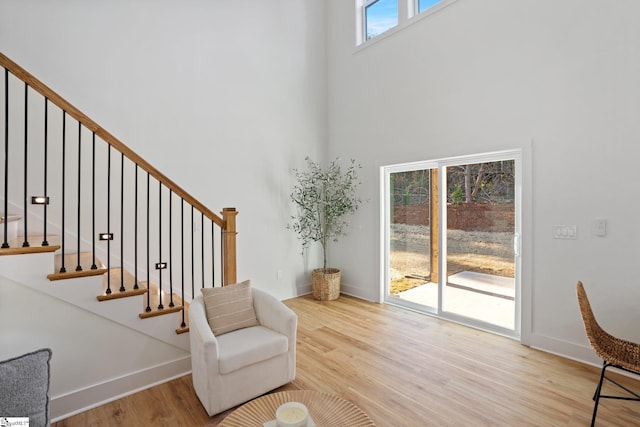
[222,207,238,285]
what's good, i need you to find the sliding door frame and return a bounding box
[381,148,527,340]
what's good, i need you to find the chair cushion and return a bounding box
[201,280,259,335]
[0,348,52,427]
[217,326,288,374]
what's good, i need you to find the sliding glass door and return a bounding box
[383,150,521,337]
[387,166,438,312]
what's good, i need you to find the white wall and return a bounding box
[0,274,190,420]
[4,0,639,405]
[0,0,327,418]
[0,0,327,300]
[327,0,640,362]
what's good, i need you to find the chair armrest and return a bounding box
[189,296,220,375]
[252,288,298,344]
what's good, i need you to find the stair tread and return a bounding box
[176,303,190,334]
[138,281,188,319]
[54,252,105,271]
[9,234,60,246]
[97,268,147,301]
[48,252,107,280]
[178,301,190,333]
[0,244,61,256]
[0,235,61,256]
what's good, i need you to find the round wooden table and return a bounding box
[219,390,375,426]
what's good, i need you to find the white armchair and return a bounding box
[189,287,297,416]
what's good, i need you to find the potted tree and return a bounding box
[289,157,362,300]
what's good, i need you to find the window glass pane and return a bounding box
[365,0,398,40]
[418,0,442,13]
[444,160,516,330]
[388,169,435,309]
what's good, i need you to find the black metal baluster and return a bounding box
[134,164,138,289]
[180,198,186,327]
[157,181,163,309]
[90,132,97,269]
[145,172,151,312]
[220,229,224,286]
[2,68,8,248]
[211,220,216,288]
[169,189,174,307]
[191,206,195,298]
[42,98,49,247]
[59,111,66,272]
[201,212,204,289]
[119,153,125,292]
[22,83,29,247]
[75,122,82,269]
[105,144,111,292]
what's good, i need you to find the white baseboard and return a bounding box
[527,332,600,366]
[341,282,378,302]
[296,284,312,296]
[295,282,377,302]
[50,356,192,422]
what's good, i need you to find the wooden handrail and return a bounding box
[0,51,224,228]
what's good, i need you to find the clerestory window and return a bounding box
[357,0,457,46]
[364,0,398,41]
[419,0,445,13]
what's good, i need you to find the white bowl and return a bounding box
[276,401,309,427]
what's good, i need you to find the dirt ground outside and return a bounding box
[390,224,515,294]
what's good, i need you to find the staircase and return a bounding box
[0,52,237,350]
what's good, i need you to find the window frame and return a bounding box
[362,0,400,42]
[380,149,525,340]
[356,0,459,48]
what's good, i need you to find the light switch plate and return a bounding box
[593,219,607,237]
[553,225,577,240]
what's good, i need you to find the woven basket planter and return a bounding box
[311,268,341,301]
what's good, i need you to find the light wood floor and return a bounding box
[52,294,640,426]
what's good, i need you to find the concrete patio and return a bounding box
[396,271,515,330]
